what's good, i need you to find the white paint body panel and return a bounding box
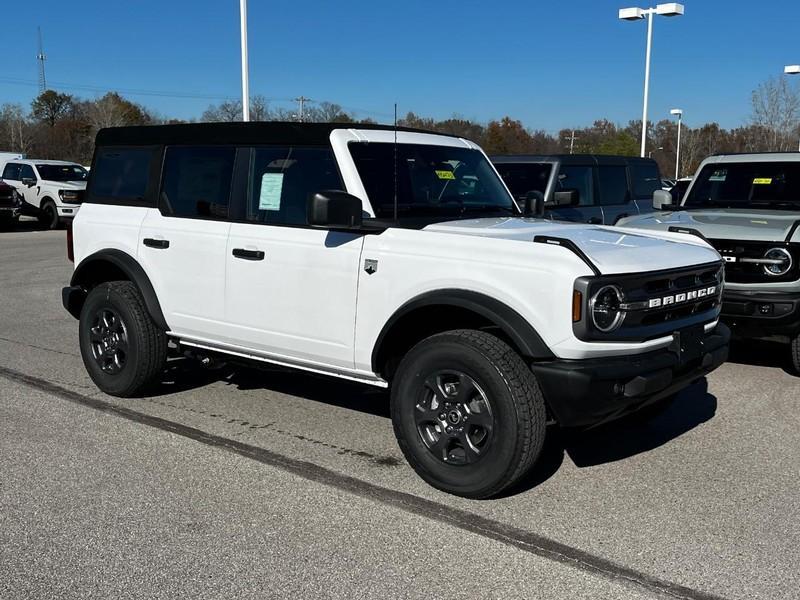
[71,129,723,384]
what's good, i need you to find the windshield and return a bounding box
[349,142,518,219]
[684,162,800,210]
[36,164,88,182]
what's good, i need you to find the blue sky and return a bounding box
[1,0,798,131]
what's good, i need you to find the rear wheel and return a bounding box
[391,329,546,499]
[79,281,167,397]
[39,199,59,230]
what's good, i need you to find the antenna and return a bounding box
[393,103,398,223]
[37,27,47,93]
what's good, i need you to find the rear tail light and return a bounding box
[66,220,74,262]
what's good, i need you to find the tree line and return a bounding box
[1,76,798,177]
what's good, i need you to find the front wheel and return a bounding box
[391,330,546,499]
[79,281,167,397]
[39,199,59,230]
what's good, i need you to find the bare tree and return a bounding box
[202,95,271,122]
[0,104,34,154]
[751,76,800,151]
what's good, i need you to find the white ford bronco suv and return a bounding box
[63,123,729,498]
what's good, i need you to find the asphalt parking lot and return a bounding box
[1,225,799,600]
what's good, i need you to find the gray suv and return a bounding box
[492,154,662,225]
[619,153,800,372]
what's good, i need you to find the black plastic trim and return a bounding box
[785,219,800,243]
[533,235,601,275]
[371,289,554,373]
[668,226,711,243]
[69,249,169,330]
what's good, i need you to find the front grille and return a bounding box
[710,238,799,284]
[574,261,724,342]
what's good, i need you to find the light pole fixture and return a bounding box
[670,108,683,179]
[619,3,685,158]
[240,0,250,122]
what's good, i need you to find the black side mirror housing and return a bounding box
[522,191,545,216]
[551,189,579,207]
[21,177,36,187]
[308,190,363,229]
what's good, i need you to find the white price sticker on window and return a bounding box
[259,173,284,211]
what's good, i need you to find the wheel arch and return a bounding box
[68,249,169,330]
[371,289,553,379]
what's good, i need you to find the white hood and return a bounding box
[42,179,86,190]
[423,217,721,275]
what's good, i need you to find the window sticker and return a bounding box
[708,170,727,182]
[435,169,455,180]
[753,178,772,185]
[259,173,284,211]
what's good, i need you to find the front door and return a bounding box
[548,163,604,224]
[225,146,363,370]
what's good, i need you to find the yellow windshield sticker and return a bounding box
[435,170,455,180]
[753,178,772,185]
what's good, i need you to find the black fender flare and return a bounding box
[371,289,553,373]
[70,249,169,330]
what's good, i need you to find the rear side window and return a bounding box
[90,147,154,203]
[630,162,661,199]
[597,166,629,206]
[160,146,235,220]
[2,163,21,180]
[20,164,35,181]
[246,146,343,226]
[495,163,552,199]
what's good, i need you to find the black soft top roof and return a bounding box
[491,154,656,166]
[95,121,450,147]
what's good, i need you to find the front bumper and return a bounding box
[721,290,800,339]
[531,323,730,428]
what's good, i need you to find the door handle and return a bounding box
[143,238,169,249]
[587,217,602,224]
[232,248,265,261]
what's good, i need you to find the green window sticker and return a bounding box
[435,169,455,180]
[752,178,772,185]
[259,173,284,211]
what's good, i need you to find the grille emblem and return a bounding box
[647,286,717,309]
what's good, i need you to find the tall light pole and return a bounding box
[619,3,685,157]
[670,108,683,178]
[239,0,250,122]
[784,65,800,151]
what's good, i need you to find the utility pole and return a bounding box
[37,27,47,93]
[294,96,312,122]
[562,130,578,154]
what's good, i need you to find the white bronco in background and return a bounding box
[62,122,729,498]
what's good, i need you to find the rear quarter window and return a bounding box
[88,147,157,206]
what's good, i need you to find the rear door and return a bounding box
[224,145,363,369]
[137,145,235,341]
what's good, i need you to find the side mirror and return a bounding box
[308,190,363,229]
[21,177,36,187]
[522,190,544,216]
[551,189,579,207]
[652,189,674,210]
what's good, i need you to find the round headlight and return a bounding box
[763,247,792,277]
[590,285,624,332]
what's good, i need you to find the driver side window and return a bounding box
[557,165,594,206]
[20,164,36,181]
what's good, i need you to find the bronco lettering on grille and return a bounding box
[647,286,717,309]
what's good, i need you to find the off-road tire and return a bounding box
[391,329,547,499]
[79,281,167,397]
[792,333,800,375]
[39,199,59,230]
